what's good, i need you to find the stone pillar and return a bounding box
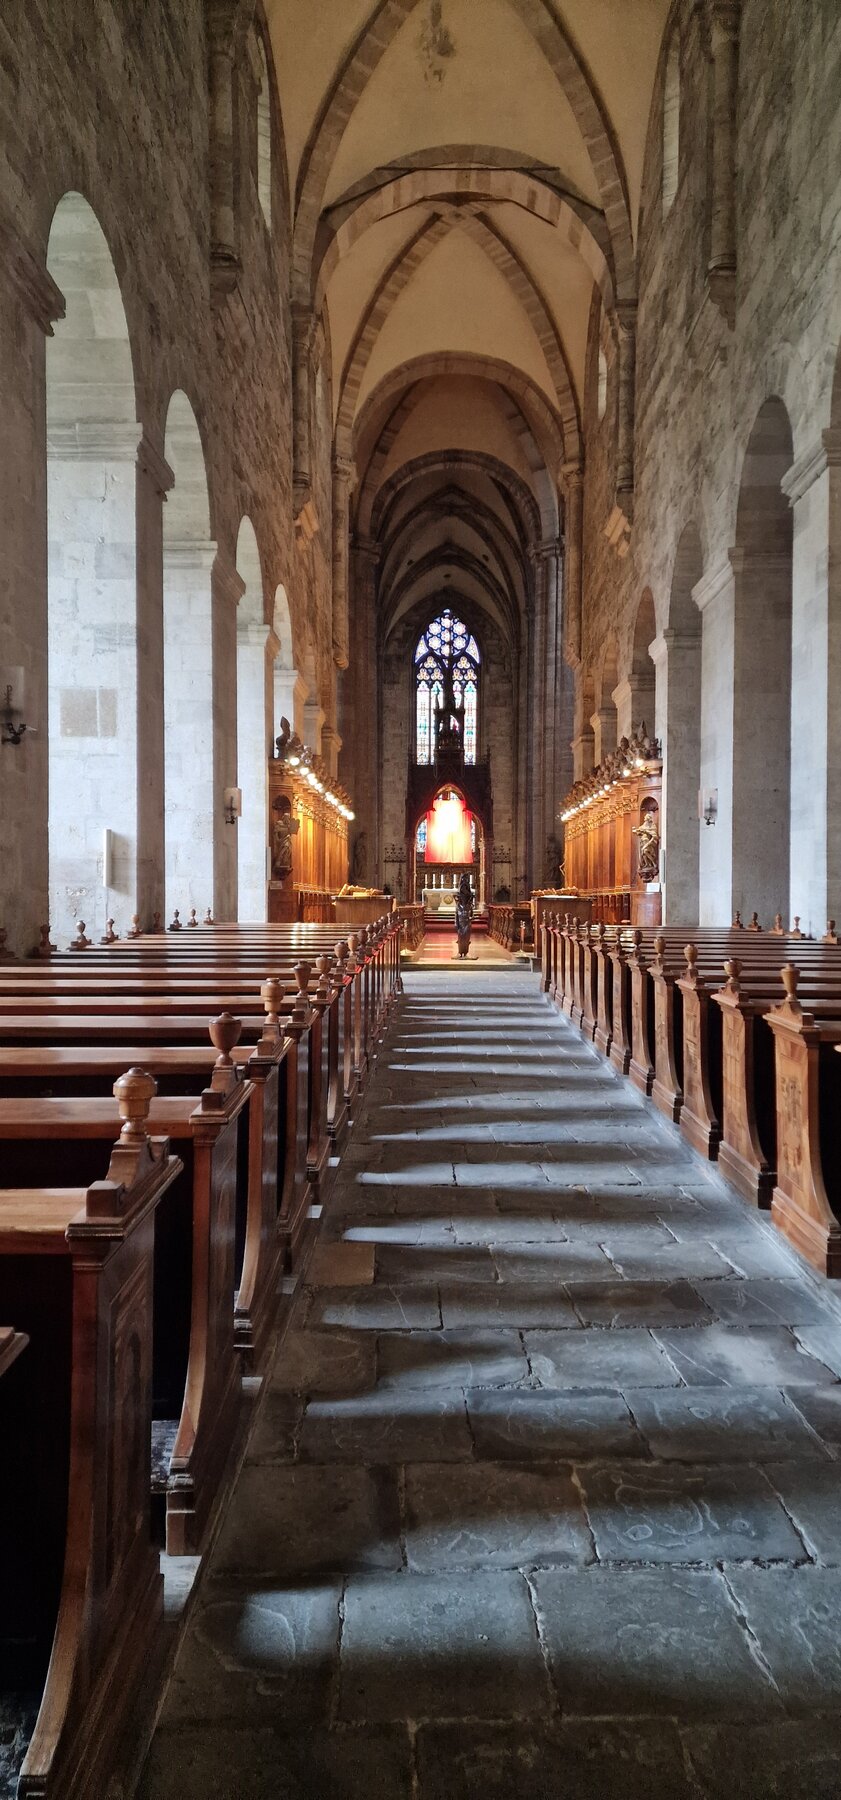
[562,466,583,666]
[0,218,64,954]
[321,724,341,782]
[530,537,564,879]
[162,536,217,917]
[136,430,174,929]
[651,629,702,923]
[730,545,792,925]
[784,429,841,933]
[612,672,656,742]
[274,666,308,740]
[303,694,325,754]
[348,537,381,881]
[292,303,315,518]
[694,557,735,924]
[331,453,353,670]
[211,547,244,918]
[572,729,595,782]
[707,1,741,319]
[207,0,240,292]
[615,304,637,506]
[237,620,276,922]
[590,707,617,765]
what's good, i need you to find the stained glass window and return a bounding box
[416,817,428,854]
[415,610,480,764]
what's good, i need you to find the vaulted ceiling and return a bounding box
[266,0,671,643]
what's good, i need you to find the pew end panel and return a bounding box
[0,1105,182,1800]
[677,947,721,1159]
[766,971,841,1278]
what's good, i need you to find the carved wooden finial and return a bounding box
[315,952,334,1002]
[654,934,665,960]
[334,939,350,976]
[31,923,56,959]
[260,977,284,1034]
[770,912,784,936]
[293,961,312,1018]
[781,963,800,1003]
[748,912,761,932]
[152,911,163,934]
[823,920,838,944]
[100,918,119,944]
[790,916,803,940]
[208,1011,242,1070]
[187,908,199,928]
[168,909,182,932]
[69,921,92,951]
[724,957,741,992]
[113,1066,156,1142]
[204,907,215,925]
[127,913,142,938]
[732,910,743,929]
[685,942,698,973]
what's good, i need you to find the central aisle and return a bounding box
[142,973,841,1799]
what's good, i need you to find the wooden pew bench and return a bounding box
[0,1081,181,1799]
[0,1034,250,1557]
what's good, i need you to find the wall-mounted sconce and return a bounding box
[699,787,718,827]
[0,669,29,746]
[224,786,242,826]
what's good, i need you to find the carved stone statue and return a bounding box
[455,871,474,958]
[351,830,368,883]
[632,806,660,881]
[271,797,298,882]
[545,835,563,887]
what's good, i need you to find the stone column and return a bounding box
[136,430,174,929]
[694,556,735,924]
[651,628,702,923]
[612,672,656,743]
[615,303,637,506]
[530,537,565,878]
[212,546,245,918]
[162,535,217,917]
[708,1,741,318]
[562,466,583,666]
[237,620,276,922]
[784,429,841,933]
[321,723,341,781]
[207,0,240,292]
[590,706,617,765]
[331,453,353,671]
[292,304,315,518]
[303,694,325,754]
[0,216,64,954]
[730,545,792,925]
[572,729,595,782]
[347,537,381,882]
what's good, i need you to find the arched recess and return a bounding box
[592,636,619,763]
[46,193,140,942]
[732,397,794,921]
[163,392,215,918]
[272,583,302,737]
[236,517,269,921]
[659,527,703,923]
[618,588,657,740]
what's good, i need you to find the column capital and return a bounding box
[781,429,841,506]
[692,554,733,614]
[0,209,65,334]
[212,546,246,607]
[138,429,175,496]
[47,421,144,463]
[332,451,355,485]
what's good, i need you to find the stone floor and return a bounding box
[139,972,841,1799]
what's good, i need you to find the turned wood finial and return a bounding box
[152,911,163,933]
[749,912,761,931]
[70,921,91,950]
[781,963,800,1003]
[260,977,284,1031]
[654,934,665,958]
[100,918,118,944]
[334,939,350,975]
[293,961,312,1015]
[685,942,698,973]
[127,913,142,938]
[187,908,198,928]
[724,957,741,992]
[208,1011,241,1069]
[823,920,838,944]
[790,916,803,939]
[632,928,643,952]
[204,907,215,925]
[113,1066,156,1141]
[732,910,743,928]
[32,923,56,959]
[168,909,182,931]
[315,952,334,1001]
[771,913,784,935]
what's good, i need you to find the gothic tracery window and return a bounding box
[415,609,480,764]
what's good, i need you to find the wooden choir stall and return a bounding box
[560,725,663,927]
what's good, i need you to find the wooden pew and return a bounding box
[0,1323,27,1377]
[0,1022,251,1556]
[0,1074,181,1799]
[764,967,841,1276]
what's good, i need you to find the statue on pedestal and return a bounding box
[632,805,660,881]
[271,795,298,882]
